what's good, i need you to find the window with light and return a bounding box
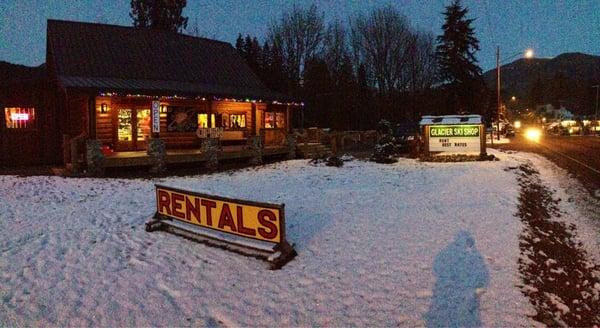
[198,113,216,128]
[265,112,285,129]
[229,114,246,128]
[4,107,36,129]
[265,112,275,128]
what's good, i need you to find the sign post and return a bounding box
[151,100,160,137]
[146,185,296,269]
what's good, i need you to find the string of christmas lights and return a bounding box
[97,92,303,106]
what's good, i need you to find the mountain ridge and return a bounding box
[482,52,600,114]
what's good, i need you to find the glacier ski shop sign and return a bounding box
[421,115,486,155]
[429,125,481,152]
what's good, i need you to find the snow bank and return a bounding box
[1,151,535,326]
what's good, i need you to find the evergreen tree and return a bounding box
[332,54,356,130]
[356,64,374,129]
[271,42,292,93]
[435,0,484,114]
[302,58,332,127]
[130,0,188,33]
[235,34,244,54]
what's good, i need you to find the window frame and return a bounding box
[197,113,216,128]
[228,113,247,129]
[264,111,285,129]
[165,106,199,133]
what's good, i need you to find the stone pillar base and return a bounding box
[147,138,166,174]
[202,138,219,171]
[246,136,263,165]
[86,139,105,176]
[286,134,297,160]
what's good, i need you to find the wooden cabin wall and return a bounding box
[255,103,266,134]
[66,92,89,137]
[160,100,209,149]
[213,101,253,130]
[0,81,61,166]
[94,96,112,145]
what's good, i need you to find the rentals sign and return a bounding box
[155,185,283,243]
[428,124,482,153]
[146,185,296,268]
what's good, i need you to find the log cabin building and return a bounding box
[0,20,302,170]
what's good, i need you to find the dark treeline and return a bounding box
[235,2,494,130]
[129,0,494,130]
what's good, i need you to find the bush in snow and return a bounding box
[370,120,399,163]
[310,154,344,167]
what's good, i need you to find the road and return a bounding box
[492,134,600,197]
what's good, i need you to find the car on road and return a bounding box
[393,123,420,153]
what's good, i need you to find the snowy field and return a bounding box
[1,149,597,326]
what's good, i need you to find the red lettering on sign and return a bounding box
[257,209,278,240]
[158,190,171,215]
[185,196,201,222]
[201,199,216,226]
[171,193,186,219]
[218,204,237,232]
[236,205,256,236]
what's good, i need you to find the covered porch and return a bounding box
[65,93,302,174]
[80,93,300,171]
[92,94,294,151]
[102,145,291,168]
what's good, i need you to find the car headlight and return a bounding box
[525,128,542,142]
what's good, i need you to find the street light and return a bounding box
[496,47,534,140]
[524,48,534,59]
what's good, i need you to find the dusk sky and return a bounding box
[1,0,599,71]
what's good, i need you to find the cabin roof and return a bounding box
[419,115,482,125]
[47,19,291,102]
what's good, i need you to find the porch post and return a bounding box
[286,105,291,133]
[88,95,96,139]
[251,102,257,136]
[207,99,213,127]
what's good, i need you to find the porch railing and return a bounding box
[260,128,287,147]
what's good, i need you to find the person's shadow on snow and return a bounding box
[424,230,489,328]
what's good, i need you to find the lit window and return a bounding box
[4,107,36,129]
[229,114,246,128]
[265,112,275,128]
[265,112,285,129]
[276,112,285,128]
[198,113,216,128]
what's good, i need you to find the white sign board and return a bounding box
[11,113,29,121]
[151,101,160,133]
[428,125,481,153]
[196,127,224,139]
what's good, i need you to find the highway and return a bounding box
[492,134,600,197]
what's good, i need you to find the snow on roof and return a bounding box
[419,115,482,125]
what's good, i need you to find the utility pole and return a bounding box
[496,46,501,140]
[593,85,599,122]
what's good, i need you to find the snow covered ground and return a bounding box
[0,149,597,326]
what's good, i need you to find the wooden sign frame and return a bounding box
[145,184,296,269]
